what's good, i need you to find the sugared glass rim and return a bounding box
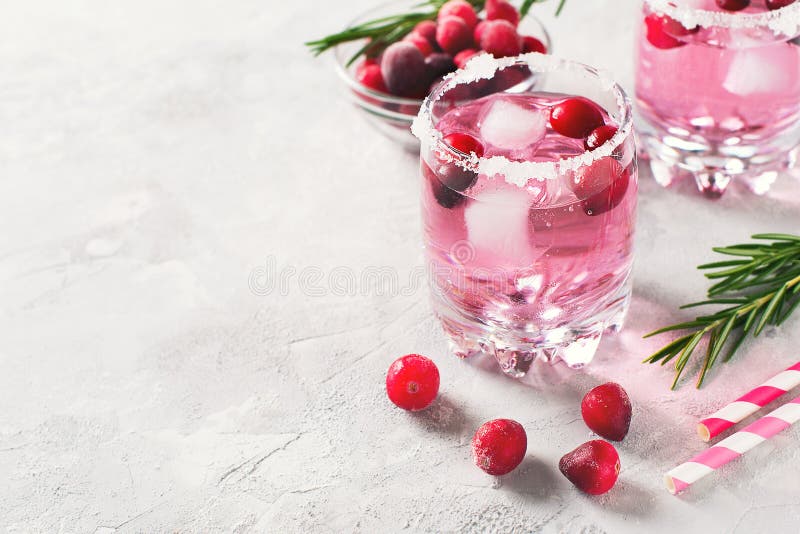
[645,0,800,35]
[411,53,633,186]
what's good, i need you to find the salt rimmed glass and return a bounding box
[412,54,638,378]
[636,0,800,197]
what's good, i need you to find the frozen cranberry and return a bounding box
[766,0,795,8]
[436,15,473,55]
[404,32,435,56]
[490,64,531,91]
[716,0,750,10]
[644,14,687,49]
[571,157,630,216]
[521,35,547,54]
[425,52,457,79]
[381,42,428,97]
[386,354,440,411]
[479,20,522,58]
[584,125,618,151]
[559,440,621,495]
[473,20,488,43]
[472,419,527,475]
[438,0,478,29]
[356,63,388,93]
[454,48,481,68]
[424,161,467,208]
[581,383,632,441]
[486,0,520,27]
[413,20,439,44]
[550,97,605,139]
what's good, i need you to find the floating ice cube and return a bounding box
[478,98,547,151]
[722,47,798,97]
[464,187,540,268]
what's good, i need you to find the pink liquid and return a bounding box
[421,92,637,348]
[636,1,800,152]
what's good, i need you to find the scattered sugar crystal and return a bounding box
[478,98,547,151]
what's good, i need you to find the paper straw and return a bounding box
[666,394,800,495]
[697,361,800,442]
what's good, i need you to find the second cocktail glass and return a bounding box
[636,0,800,196]
[412,54,637,378]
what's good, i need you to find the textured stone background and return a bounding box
[1,0,799,532]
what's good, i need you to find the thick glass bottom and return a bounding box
[431,283,631,378]
[640,129,800,198]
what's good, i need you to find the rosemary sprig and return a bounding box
[305,0,559,67]
[644,234,800,389]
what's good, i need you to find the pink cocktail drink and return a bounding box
[413,55,637,378]
[636,0,800,196]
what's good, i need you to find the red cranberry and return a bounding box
[473,20,488,43]
[454,48,481,68]
[661,15,699,36]
[438,0,478,29]
[413,20,439,44]
[381,42,428,97]
[479,20,522,58]
[472,419,527,475]
[425,52,457,79]
[436,15,473,55]
[571,157,630,216]
[766,0,795,8]
[644,14,687,49]
[559,440,620,495]
[716,0,750,10]
[386,354,440,411]
[521,35,547,54]
[404,32,435,56]
[581,382,632,441]
[436,133,483,192]
[549,97,605,139]
[424,161,467,208]
[486,0,520,27]
[356,63,388,93]
[443,132,484,156]
[584,125,618,151]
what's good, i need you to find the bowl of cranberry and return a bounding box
[333,0,551,151]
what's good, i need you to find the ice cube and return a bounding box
[464,186,541,269]
[722,46,798,97]
[478,98,547,151]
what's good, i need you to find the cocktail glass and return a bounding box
[412,53,637,378]
[636,0,800,197]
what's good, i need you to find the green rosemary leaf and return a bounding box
[755,285,787,335]
[698,260,749,270]
[778,295,800,325]
[643,333,695,364]
[643,320,708,337]
[645,234,800,389]
[698,314,736,387]
[752,233,800,242]
[711,246,769,257]
[680,298,748,309]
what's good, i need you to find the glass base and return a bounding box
[641,131,800,198]
[433,290,630,379]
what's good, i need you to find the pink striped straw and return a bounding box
[666,394,800,494]
[697,361,800,442]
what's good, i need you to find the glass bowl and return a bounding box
[333,0,552,152]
